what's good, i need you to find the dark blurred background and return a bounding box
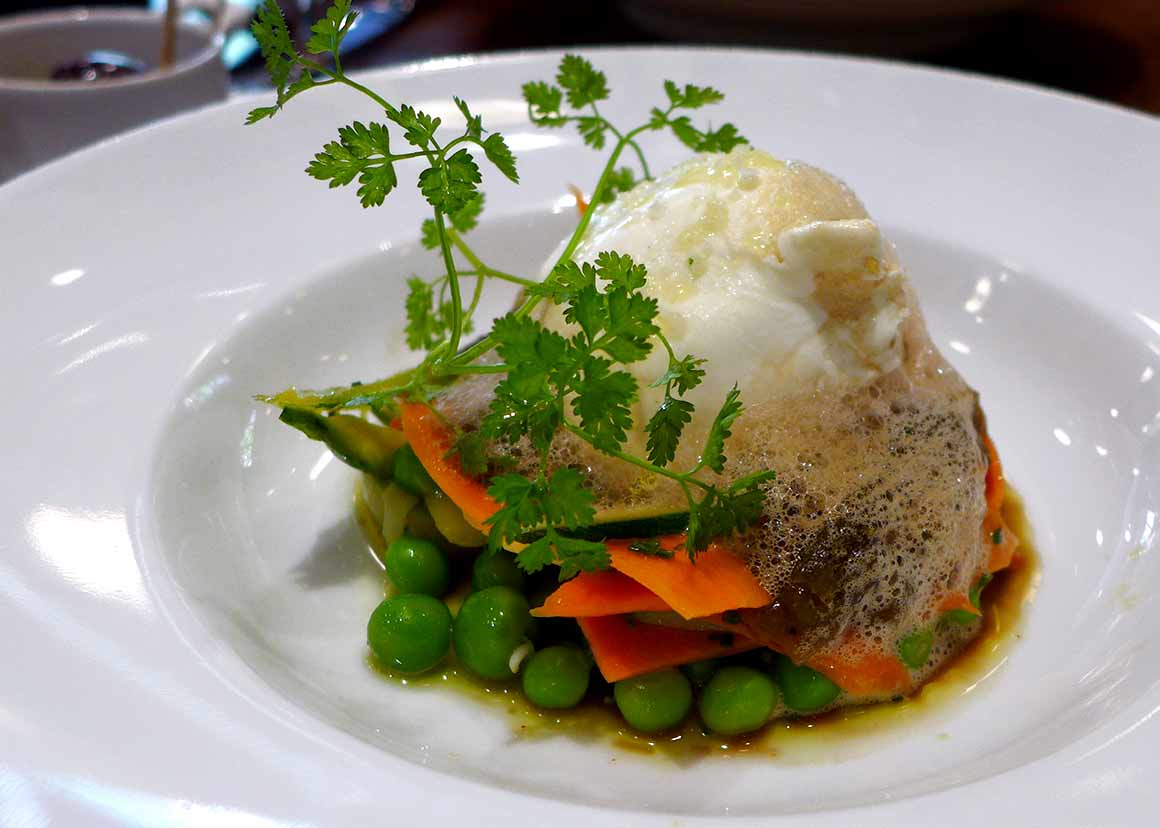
[6,0,1158,114]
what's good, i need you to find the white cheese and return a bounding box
[538,147,909,434]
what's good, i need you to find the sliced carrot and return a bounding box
[533,570,670,617]
[807,647,911,697]
[607,536,772,620]
[400,403,772,618]
[400,403,498,530]
[578,615,760,682]
[568,184,588,216]
[987,517,1019,573]
[983,433,1005,516]
[938,591,980,616]
[582,613,909,696]
[980,432,1020,573]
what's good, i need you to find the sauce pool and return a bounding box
[358,487,1039,762]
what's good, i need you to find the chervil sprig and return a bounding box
[248,8,772,572]
[246,0,518,361]
[522,56,747,181]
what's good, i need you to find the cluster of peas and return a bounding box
[366,444,846,736]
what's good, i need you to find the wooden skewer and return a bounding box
[160,0,179,70]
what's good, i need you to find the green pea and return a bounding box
[385,535,450,597]
[774,656,841,713]
[613,669,693,733]
[698,666,778,735]
[521,645,590,709]
[681,658,718,687]
[453,586,532,680]
[471,552,526,592]
[392,443,436,496]
[367,595,451,674]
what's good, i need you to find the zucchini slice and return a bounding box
[518,509,690,543]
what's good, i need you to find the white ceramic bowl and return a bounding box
[0,7,228,182]
[1,48,1158,827]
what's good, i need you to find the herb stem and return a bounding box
[628,140,652,179]
[561,421,713,492]
[430,211,464,357]
[464,271,486,320]
[447,134,631,368]
[447,363,510,375]
[448,230,537,286]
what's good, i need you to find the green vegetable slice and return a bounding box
[516,509,690,543]
[279,409,404,479]
[898,628,934,670]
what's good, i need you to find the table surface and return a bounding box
[322,0,1160,116]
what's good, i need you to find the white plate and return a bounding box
[2,48,1158,826]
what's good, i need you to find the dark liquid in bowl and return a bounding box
[51,50,144,82]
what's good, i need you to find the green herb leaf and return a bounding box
[666,116,748,154]
[570,358,637,453]
[540,467,598,529]
[481,133,519,183]
[453,95,482,139]
[417,148,481,213]
[404,276,455,350]
[489,314,568,370]
[306,121,398,207]
[577,116,608,149]
[516,535,557,573]
[701,385,743,474]
[419,219,441,250]
[305,0,356,56]
[245,105,279,125]
[485,469,606,576]
[555,533,611,580]
[697,123,748,153]
[728,469,778,492]
[250,0,295,96]
[421,192,485,248]
[356,161,400,207]
[646,396,694,467]
[594,250,648,291]
[600,166,636,203]
[596,291,659,363]
[484,316,571,453]
[651,354,706,395]
[667,115,702,151]
[453,431,490,477]
[285,69,316,99]
[663,80,725,110]
[392,104,441,148]
[521,81,565,124]
[485,473,541,553]
[689,483,766,553]
[556,54,609,108]
[534,260,592,304]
